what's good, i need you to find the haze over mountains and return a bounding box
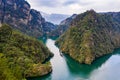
[1,0,120,80]
[41,12,70,24]
[49,14,77,37]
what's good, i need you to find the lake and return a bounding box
[28,38,120,80]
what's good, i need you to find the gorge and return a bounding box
[28,38,120,80]
[0,0,120,80]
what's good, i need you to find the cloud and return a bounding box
[36,0,60,7]
[27,0,60,7]
[63,0,79,5]
[63,0,92,6]
[27,0,120,15]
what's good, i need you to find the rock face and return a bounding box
[0,0,56,37]
[49,14,77,37]
[56,10,120,64]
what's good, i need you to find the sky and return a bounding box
[27,0,120,15]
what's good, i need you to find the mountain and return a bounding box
[50,12,120,37]
[0,0,56,37]
[60,14,77,25]
[56,10,120,64]
[0,24,53,79]
[49,14,77,37]
[41,12,70,24]
[102,12,120,23]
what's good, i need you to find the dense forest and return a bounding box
[56,10,120,64]
[0,0,120,79]
[0,24,53,80]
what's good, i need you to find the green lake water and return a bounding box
[28,38,120,80]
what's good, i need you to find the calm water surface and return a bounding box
[28,39,120,80]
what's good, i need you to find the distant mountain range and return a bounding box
[50,11,120,37]
[49,14,77,37]
[41,12,70,24]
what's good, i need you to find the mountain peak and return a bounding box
[86,9,96,13]
[85,9,97,18]
[56,10,120,64]
[71,9,98,28]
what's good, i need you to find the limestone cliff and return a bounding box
[0,0,56,37]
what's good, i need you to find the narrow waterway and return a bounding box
[29,39,120,80]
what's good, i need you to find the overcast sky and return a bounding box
[27,0,120,15]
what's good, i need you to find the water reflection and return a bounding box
[89,54,120,80]
[28,39,120,80]
[64,55,110,78]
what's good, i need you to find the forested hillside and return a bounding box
[56,10,120,64]
[0,24,53,80]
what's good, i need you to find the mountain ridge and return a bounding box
[50,11,120,37]
[49,14,77,37]
[56,10,120,64]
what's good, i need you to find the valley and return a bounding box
[28,38,120,80]
[0,0,120,80]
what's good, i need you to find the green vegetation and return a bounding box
[56,10,120,64]
[0,24,53,80]
[0,53,20,80]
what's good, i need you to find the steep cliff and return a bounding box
[0,0,56,37]
[56,10,120,64]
